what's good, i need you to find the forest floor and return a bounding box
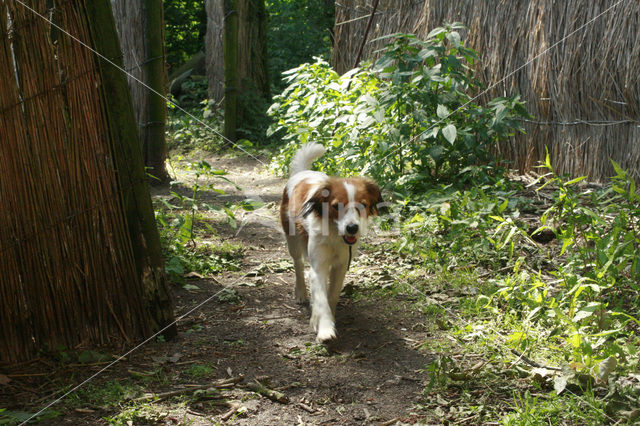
[1,153,530,425]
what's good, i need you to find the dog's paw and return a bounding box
[295,291,309,304]
[315,327,336,343]
[311,314,336,343]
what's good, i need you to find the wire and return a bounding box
[371,0,629,164]
[10,0,268,167]
[18,263,274,425]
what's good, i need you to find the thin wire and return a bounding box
[8,0,627,423]
[10,0,268,167]
[18,275,251,425]
[522,118,637,127]
[335,11,383,27]
[372,0,628,165]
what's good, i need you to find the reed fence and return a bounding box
[333,0,640,181]
[0,0,174,363]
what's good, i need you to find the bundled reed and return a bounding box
[333,0,640,181]
[0,0,173,363]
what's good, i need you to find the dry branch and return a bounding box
[132,375,245,402]
[245,380,290,404]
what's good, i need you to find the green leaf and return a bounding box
[426,27,447,39]
[497,198,509,213]
[436,104,450,119]
[446,31,461,47]
[554,372,569,394]
[442,124,457,144]
[564,176,587,186]
[165,257,184,276]
[573,302,601,322]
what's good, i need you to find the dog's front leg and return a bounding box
[285,235,307,303]
[328,262,348,315]
[308,255,335,342]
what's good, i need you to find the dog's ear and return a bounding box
[365,181,388,216]
[301,185,330,218]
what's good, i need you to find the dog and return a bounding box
[280,143,384,342]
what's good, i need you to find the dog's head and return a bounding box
[301,177,385,245]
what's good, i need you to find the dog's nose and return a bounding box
[346,223,359,235]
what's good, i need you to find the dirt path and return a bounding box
[1,154,435,425]
[163,154,434,424]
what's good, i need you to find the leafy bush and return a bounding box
[490,157,640,370]
[269,24,530,192]
[166,103,225,152]
[155,160,243,283]
[266,0,334,92]
[164,0,207,70]
[394,152,639,397]
[397,179,529,272]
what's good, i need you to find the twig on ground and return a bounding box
[245,380,289,403]
[477,264,515,279]
[132,375,245,402]
[510,349,562,371]
[220,403,240,421]
[298,401,316,413]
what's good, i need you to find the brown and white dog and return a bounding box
[280,143,384,342]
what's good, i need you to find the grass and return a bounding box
[149,108,640,423]
[183,363,216,379]
[69,379,141,408]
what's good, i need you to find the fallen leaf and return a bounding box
[167,353,182,363]
[597,356,617,384]
[0,374,11,385]
[183,271,204,279]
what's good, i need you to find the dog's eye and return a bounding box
[331,203,340,211]
[361,202,368,209]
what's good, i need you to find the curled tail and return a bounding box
[289,142,326,176]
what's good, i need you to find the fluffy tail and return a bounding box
[289,142,326,176]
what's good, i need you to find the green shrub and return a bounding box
[266,0,334,92]
[269,24,530,193]
[481,157,640,378]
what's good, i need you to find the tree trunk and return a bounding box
[209,0,269,141]
[142,0,169,184]
[110,0,169,184]
[236,0,270,102]
[205,0,225,103]
[223,0,238,142]
[85,0,176,339]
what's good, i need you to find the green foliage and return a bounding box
[266,0,334,92]
[396,177,536,274]
[164,0,207,70]
[393,154,639,422]
[269,25,530,191]
[0,408,61,424]
[106,403,169,425]
[501,390,607,425]
[70,380,140,408]
[184,363,215,378]
[155,159,245,283]
[536,153,640,293]
[484,157,640,373]
[173,76,210,110]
